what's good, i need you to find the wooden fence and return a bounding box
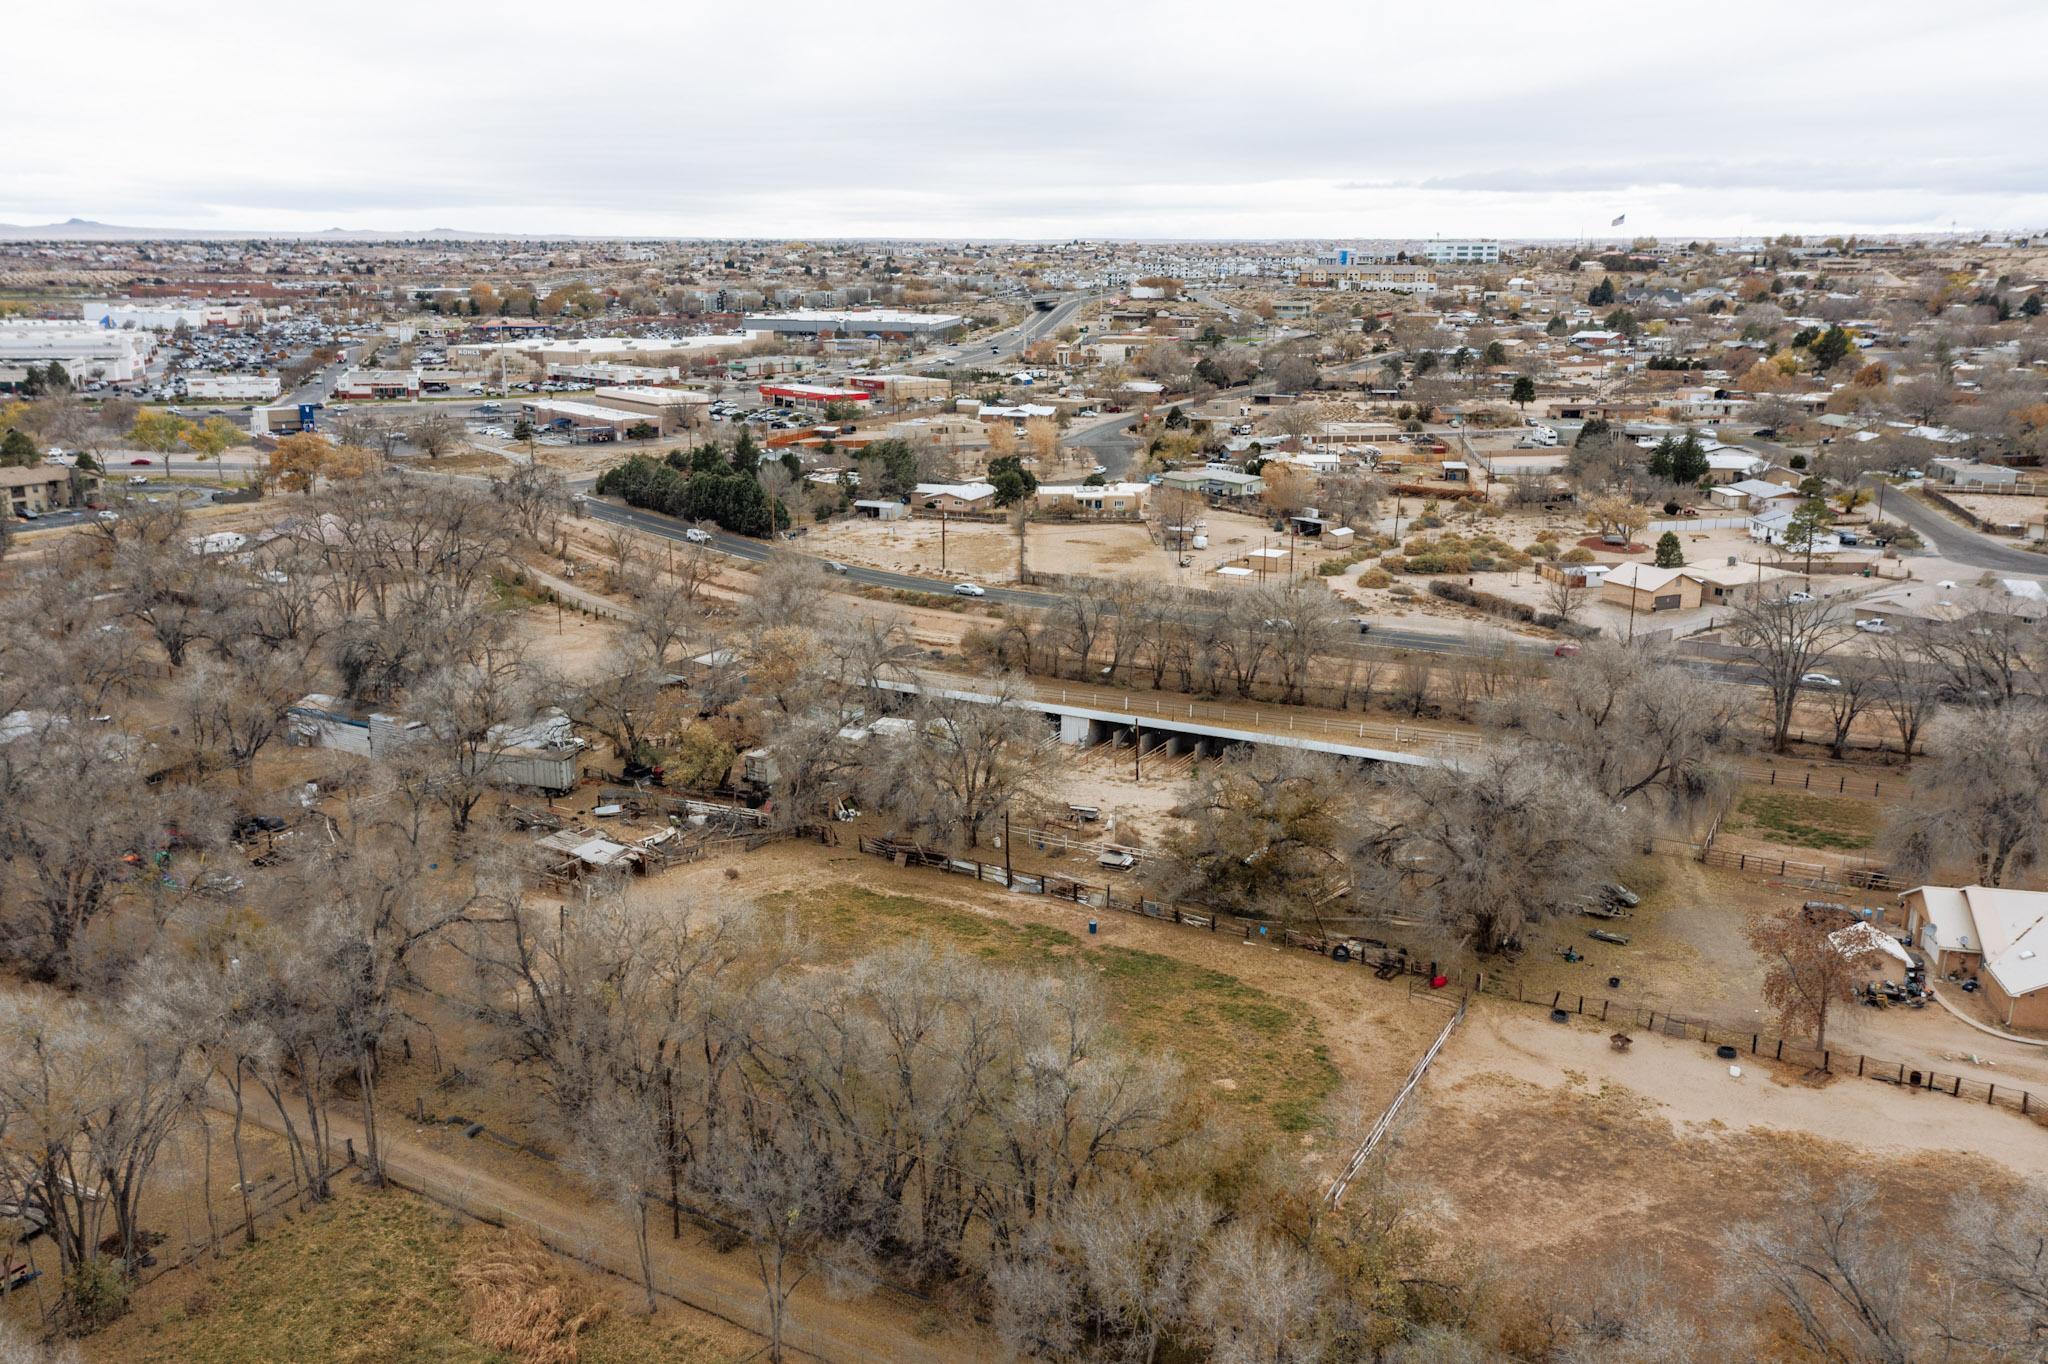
[1324,996,1464,1207]
[855,834,2045,1128]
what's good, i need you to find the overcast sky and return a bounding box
[13,0,2048,239]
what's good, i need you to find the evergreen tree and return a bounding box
[1647,434,1676,480]
[0,428,38,467]
[1587,277,1615,306]
[1671,429,1709,484]
[1510,375,1536,410]
[1654,531,1685,568]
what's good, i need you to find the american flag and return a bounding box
[1610,213,1627,227]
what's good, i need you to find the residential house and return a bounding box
[1035,482,1149,516]
[912,481,998,513]
[1750,505,1842,553]
[1157,466,1267,500]
[1709,478,1801,511]
[3,465,93,518]
[1702,451,1768,485]
[1599,563,1703,613]
[1900,886,2048,1029]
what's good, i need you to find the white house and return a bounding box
[1750,505,1841,552]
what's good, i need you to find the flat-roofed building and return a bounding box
[742,309,965,339]
[848,373,952,405]
[182,372,281,401]
[758,382,872,413]
[590,385,711,434]
[332,368,420,400]
[0,321,154,384]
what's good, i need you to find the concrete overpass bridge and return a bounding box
[873,677,1470,770]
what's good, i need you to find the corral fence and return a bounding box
[1740,765,1892,798]
[854,834,2041,1125]
[1420,973,2044,1122]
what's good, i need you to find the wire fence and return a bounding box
[1420,973,2046,1122]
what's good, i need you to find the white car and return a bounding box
[1801,672,1842,688]
[1854,618,1893,634]
[953,582,987,597]
[683,527,713,544]
[1785,591,1815,603]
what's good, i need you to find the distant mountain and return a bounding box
[0,218,578,242]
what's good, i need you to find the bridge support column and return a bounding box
[1058,713,1096,746]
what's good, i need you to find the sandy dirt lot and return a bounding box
[796,505,1342,586]
[1942,490,2046,530]
[1392,1004,2041,1280]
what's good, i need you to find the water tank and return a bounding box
[1191,535,1209,549]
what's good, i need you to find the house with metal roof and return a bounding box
[1901,886,2048,1029]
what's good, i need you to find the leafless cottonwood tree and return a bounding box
[1154,748,1362,928]
[1727,596,1853,752]
[1746,903,1859,1050]
[1355,744,1625,954]
[1506,640,1734,819]
[1885,701,2048,886]
[877,677,1052,848]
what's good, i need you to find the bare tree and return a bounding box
[1885,702,2048,886]
[1868,631,1940,755]
[1509,641,1735,817]
[1154,748,1361,928]
[1727,596,1853,752]
[1356,744,1626,954]
[1729,1179,1919,1364]
[878,677,1051,848]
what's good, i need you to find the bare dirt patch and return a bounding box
[1392,1005,2040,1280]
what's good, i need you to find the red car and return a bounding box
[129,457,153,466]
[1554,642,1582,658]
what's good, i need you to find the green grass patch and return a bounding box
[1730,790,1877,851]
[760,884,1340,1134]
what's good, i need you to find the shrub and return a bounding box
[1359,567,1393,588]
[1525,540,1556,559]
[1561,546,1595,564]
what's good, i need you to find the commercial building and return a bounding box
[1420,240,1502,265]
[182,372,282,401]
[521,399,654,440]
[741,309,966,340]
[549,361,681,387]
[332,368,420,400]
[1901,885,2048,1030]
[588,386,711,434]
[0,321,154,384]
[848,373,952,405]
[78,299,259,330]
[757,382,871,413]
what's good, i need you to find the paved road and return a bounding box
[1855,475,2048,575]
[921,291,1096,371]
[575,495,1517,657]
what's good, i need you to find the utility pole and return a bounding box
[1134,719,1142,781]
[941,513,947,573]
[1003,810,1013,885]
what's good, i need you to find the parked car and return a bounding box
[953,582,987,597]
[1785,591,1815,603]
[1855,618,1893,634]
